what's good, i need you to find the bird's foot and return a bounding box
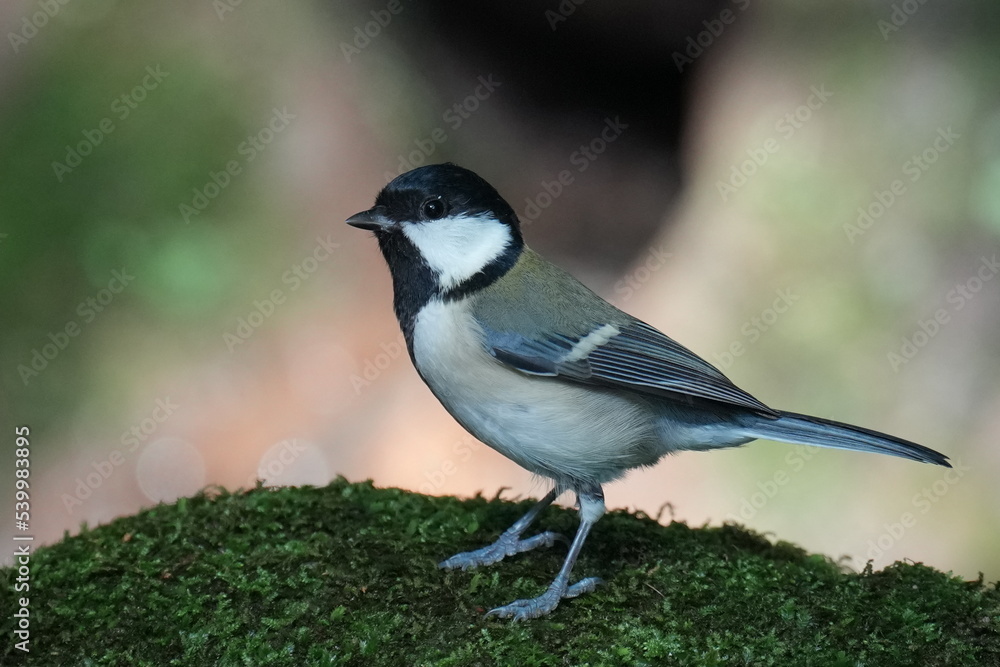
[486,576,602,620]
[439,531,565,571]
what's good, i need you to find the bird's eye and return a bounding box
[420,197,447,220]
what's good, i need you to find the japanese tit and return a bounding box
[346,163,949,620]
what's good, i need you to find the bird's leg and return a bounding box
[487,485,605,620]
[438,487,566,571]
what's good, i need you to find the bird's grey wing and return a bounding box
[481,318,778,416]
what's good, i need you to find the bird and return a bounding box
[345,162,950,620]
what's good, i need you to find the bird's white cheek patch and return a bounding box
[401,214,512,289]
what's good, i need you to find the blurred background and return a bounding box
[2,0,999,582]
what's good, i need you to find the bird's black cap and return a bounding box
[347,164,522,240]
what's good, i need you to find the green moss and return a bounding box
[2,479,998,666]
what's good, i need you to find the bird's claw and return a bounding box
[486,576,603,620]
[438,530,566,570]
[563,576,602,598]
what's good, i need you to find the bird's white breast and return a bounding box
[411,298,663,485]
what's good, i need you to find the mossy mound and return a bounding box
[2,478,998,666]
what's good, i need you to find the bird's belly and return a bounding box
[411,301,661,485]
[433,372,662,485]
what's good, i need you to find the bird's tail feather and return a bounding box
[739,411,950,467]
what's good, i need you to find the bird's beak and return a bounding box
[346,207,391,231]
